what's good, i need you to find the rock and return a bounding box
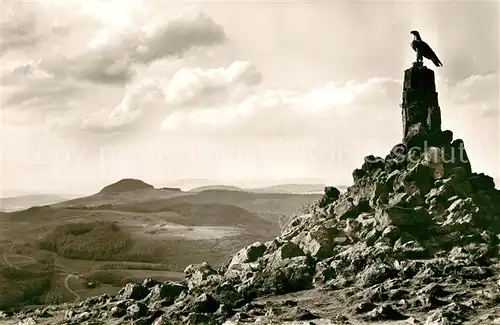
[127,302,148,319]
[142,278,160,288]
[118,283,150,300]
[353,168,368,183]
[243,256,314,297]
[460,266,493,280]
[423,147,445,179]
[146,282,186,305]
[333,198,369,220]
[365,305,407,321]
[357,264,398,287]
[184,312,217,325]
[278,306,319,321]
[425,303,475,324]
[394,240,429,259]
[447,139,472,175]
[184,262,218,289]
[403,163,435,195]
[370,182,390,207]
[111,305,127,318]
[376,205,430,229]
[209,281,242,307]
[19,317,37,325]
[362,155,385,172]
[152,315,175,325]
[34,309,52,318]
[313,259,336,284]
[356,302,376,313]
[191,293,219,313]
[228,242,266,268]
[440,130,453,145]
[418,284,451,298]
[274,241,305,260]
[291,225,337,260]
[469,173,495,191]
[319,186,341,208]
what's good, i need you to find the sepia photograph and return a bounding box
[0,0,499,324]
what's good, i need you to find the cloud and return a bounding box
[45,61,261,133]
[47,80,164,134]
[160,77,402,137]
[0,1,92,55]
[1,2,227,84]
[55,10,227,84]
[442,73,499,117]
[165,61,262,107]
[0,3,231,131]
[0,10,38,54]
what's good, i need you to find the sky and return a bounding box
[1,0,499,195]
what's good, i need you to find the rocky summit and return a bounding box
[3,65,500,325]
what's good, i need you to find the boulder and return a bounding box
[402,163,435,196]
[318,186,341,208]
[357,264,398,287]
[441,130,453,145]
[375,205,430,229]
[118,283,150,300]
[190,293,219,314]
[362,155,385,172]
[469,173,495,191]
[365,305,408,321]
[273,241,305,261]
[333,197,369,220]
[291,225,337,260]
[184,262,218,289]
[126,302,148,319]
[353,168,368,183]
[228,242,266,268]
[146,282,186,305]
[423,146,445,179]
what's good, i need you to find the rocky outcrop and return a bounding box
[5,65,500,325]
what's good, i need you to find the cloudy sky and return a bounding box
[1,0,499,195]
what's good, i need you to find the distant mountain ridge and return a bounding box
[0,194,70,212]
[189,183,348,195]
[189,185,244,192]
[250,183,327,194]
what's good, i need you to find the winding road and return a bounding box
[64,274,80,303]
[4,240,81,303]
[3,241,19,269]
[3,252,18,269]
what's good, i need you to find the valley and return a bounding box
[0,179,322,311]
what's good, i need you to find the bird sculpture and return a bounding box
[410,30,443,67]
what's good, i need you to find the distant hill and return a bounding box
[189,185,244,192]
[249,183,326,194]
[99,179,154,194]
[52,188,188,209]
[0,194,69,212]
[163,178,224,191]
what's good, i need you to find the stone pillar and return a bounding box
[401,62,442,147]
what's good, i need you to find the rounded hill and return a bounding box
[99,179,154,194]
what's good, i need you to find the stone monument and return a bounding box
[401,61,442,147]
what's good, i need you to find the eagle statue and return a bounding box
[410,30,443,67]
